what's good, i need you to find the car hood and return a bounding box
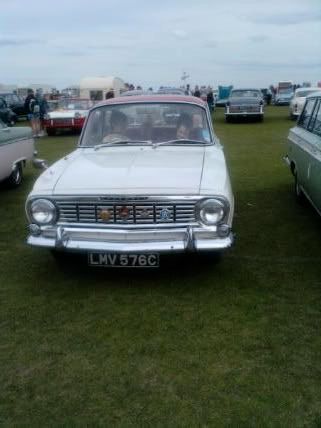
[229,97,262,105]
[33,146,216,195]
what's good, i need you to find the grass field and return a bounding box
[1,106,321,426]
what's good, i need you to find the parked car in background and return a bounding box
[289,87,321,120]
[0,93,28,119]
[43,98,93,136]
[260,88,272,105]
[25,95,234,267]
[157,87,185,95]
[120,89,153,97]
[285,92,321,214]
[274,88,294,105]
[0,97,17,126]
[225,89,264,122]
[0,118,34,187]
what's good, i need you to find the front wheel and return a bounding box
[6,163,23,188]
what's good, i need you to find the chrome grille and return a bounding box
[230,105,261,113]
[56,199,197,224]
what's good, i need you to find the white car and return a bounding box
[25,95,234,267]
[290,87,321,120]
[43,98,93,136]
[0,118,34,187]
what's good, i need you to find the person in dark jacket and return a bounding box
[24,89,41,137]
[206,88,214,113]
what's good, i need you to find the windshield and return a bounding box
[296,89,320,97]
[231,90,261,98]
[58,99,93,110]
[278,89,293,95]
[81,102,212,147]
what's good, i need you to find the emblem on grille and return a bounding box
[159,208,171,220]
[118,206,130,220]
[139,208,150,218]
[98,209,111,222]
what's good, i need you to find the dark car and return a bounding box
[225,89,264,122]
[0,97,17,126]
[0,93,28,119]
[260,88,272,105]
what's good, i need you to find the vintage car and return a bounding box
[225,89,264,122]
[0,93,28,119]
[43,98,93,136]
[0,118,34,187]
[274,88,294,105]
[25,95,234,267]
[0,97,17,126]
[289,87,321,120]
[285,92,321,214]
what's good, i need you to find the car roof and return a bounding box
[95,95,206,107]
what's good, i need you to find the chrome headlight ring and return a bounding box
[196,198,228,226]
[28,198,58,225]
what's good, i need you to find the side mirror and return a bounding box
[33,158,48,170]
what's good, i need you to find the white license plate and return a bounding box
[88,252,159,268]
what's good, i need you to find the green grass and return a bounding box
[1,107,321,426]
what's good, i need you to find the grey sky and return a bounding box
[1,0,320,89]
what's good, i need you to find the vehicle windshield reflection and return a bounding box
[81,102,212,147]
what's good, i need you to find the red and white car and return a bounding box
[44,98,93,136]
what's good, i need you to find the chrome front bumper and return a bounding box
[27,224,234,253]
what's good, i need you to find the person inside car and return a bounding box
[103,110,129,143]
[176,113,193,140]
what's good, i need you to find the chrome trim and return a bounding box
[27,224,234,253]
[26,194,231,228]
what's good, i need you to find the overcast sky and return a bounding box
[1,0,320,89]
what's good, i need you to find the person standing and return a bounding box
[38,92,49,136]
[206,87,214,113]
[24,89,41,137]
[193,85,201,97]
[105,89,114,99]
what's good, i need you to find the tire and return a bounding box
[6,163,23,188]
[225,116,231,123]
[257,115,264,122]
[194,251,223,265]
[46,128,56,136]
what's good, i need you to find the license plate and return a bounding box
[88,252,159,268]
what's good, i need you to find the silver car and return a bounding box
[285,92,321,214]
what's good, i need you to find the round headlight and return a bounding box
[75,112,83,118]
[30,199,57,224]
[198,199,225,225]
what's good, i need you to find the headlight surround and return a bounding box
[29,199,57,225]
[197,198,226,226]
[74,112,83,119]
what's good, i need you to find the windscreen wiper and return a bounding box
[94,140,153,150]
[153,139,205,148]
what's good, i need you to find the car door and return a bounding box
[307,99,321,212]
[0,119,13,180]
[289,98,318,191]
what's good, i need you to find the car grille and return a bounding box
[56,199,197,225]
[230,105,260,113]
